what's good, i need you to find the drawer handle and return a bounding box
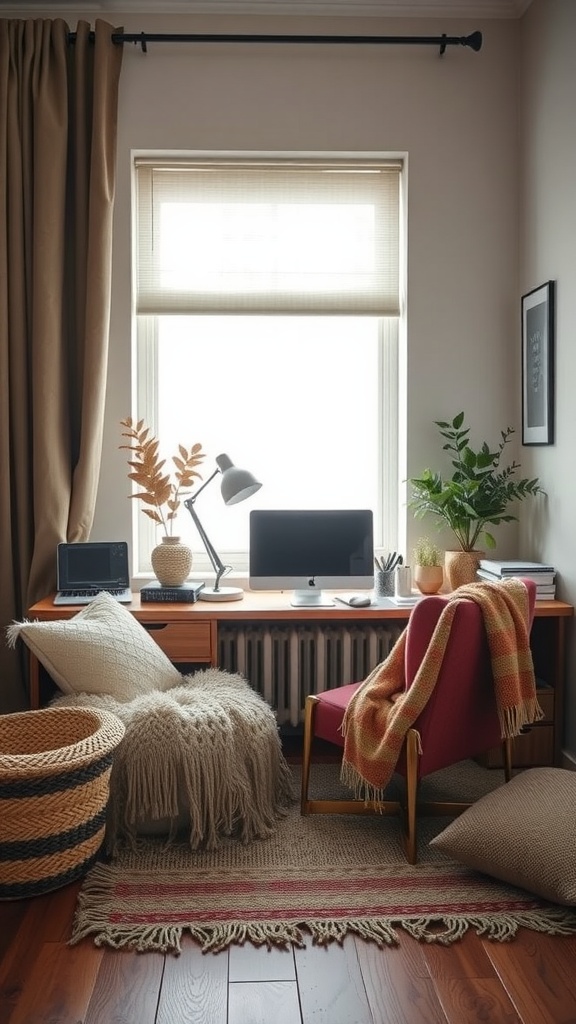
[143,623,168,632]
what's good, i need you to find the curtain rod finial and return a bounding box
[464,31,482,52]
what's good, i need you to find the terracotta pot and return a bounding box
[414,564,444,595]
[444,550,484,591]
[151,536,192,587]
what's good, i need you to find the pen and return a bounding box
[376,552,404,572]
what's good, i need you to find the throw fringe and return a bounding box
[340,732,423,806]
[5,621,30,647]
[339,760,388,806]
[51,670,295,852]
[500,697,544,740]
[70,902,576,957]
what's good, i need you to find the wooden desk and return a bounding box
[27,592,573,767]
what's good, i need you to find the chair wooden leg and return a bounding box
[404,728,420,864]
[502,736,513,781]
[300,696,319,814]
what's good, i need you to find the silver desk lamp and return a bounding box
[183,454,261,601]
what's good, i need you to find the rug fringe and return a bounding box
[70,907,576,956]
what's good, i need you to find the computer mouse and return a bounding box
[348,594,372,608]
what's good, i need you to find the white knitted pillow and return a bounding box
[7,592,181,701]
[430,767,576,906]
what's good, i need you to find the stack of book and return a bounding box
[477,559,556,600]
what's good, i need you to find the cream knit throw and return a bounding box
[51,668,294,851]
[341,579,542,802]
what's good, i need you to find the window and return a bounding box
[133,156,404,577]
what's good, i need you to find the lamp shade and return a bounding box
[216,453,262,506]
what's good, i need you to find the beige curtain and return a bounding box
[0,18,123,711]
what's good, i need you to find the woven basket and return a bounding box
[0,706,125,899]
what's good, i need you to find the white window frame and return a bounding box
[132,151,407,580]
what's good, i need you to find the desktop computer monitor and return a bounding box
[249,509,374,607]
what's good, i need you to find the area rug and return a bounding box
[70,762,576,955]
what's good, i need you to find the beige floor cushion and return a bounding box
[430,767,576,906]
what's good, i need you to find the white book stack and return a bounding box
[477,560,556,600]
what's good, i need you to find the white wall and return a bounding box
[519,0,576,761]
[89,11,521,555]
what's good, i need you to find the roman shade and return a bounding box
[135,158,401,316]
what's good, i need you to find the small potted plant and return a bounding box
[408,412,543,589]
[412,537,444,594]
[119,417,205,586]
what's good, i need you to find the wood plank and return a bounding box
[430,975,520,1024]
[354,936,447,1024]
[0,901,28,961]
[42,882,85,941]
[229,941,296,981]
[483,931,576,1023]
[422,931,500,980]
[0,890,76,1022]
[295,935,373,1024]
[156,939,228,1024]
[228,980,302,1024]
[7,940,104,1024]
[84,947,165,1024]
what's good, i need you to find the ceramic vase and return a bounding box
[414,564,444,595]
[151,536,192,587]
[444,550,484,591]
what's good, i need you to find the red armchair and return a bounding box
[300,580,537,863]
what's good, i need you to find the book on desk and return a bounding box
[477,559,557,600]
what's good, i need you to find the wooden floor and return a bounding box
[3,742,576,1023]
[1,877,576,1024]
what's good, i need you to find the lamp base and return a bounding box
[198,586,244,602]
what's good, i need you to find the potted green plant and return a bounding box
[412,537,444,594]
[408,412,543,589]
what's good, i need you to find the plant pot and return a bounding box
[444,550,484,591]
[414,565,444,595]
[151,536,192,587]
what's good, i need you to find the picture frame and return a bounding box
[521,280,555,446]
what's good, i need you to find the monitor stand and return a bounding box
[290,590,335,608]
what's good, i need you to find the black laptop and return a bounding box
[54,541,132,606]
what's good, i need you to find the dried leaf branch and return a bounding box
[120,417,205,536]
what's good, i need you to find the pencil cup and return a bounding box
[375,569,395,598]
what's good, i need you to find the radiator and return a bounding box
[218,622,403,728]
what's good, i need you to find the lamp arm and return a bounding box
[183,497,231,592]
[186,467,220,503]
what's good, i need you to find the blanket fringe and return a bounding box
[69,905,576,956]
[5,621,29,648]
[51,673,295,853]
[500,697,545,740]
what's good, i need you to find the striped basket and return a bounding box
[0,706,125,899]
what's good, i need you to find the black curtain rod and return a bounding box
[69,29,482,56]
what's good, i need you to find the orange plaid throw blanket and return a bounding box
[340,579,542,801]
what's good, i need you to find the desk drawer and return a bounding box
[142,621,214,662]
[510,725,555,767]
[481,725,555,769]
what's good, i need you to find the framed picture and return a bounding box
[521,280,555,445]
